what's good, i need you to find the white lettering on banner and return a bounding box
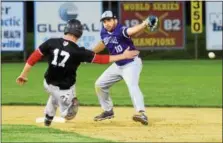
[206,2,222,50]
[35,2,102,50]
[164,19,181,31]
[1,2,24,51]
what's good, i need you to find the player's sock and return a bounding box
[44,114,54,126]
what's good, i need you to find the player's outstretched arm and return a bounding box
[109,47,139,62]
[16,49,43,85]
[126,15,158,36]
[92,47,139,64]
[126,21,148,36]
[92,41,106,53]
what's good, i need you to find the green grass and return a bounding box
[1,124,112,142]
[2,60,222,107]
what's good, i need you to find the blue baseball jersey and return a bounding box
[101,23,136,66]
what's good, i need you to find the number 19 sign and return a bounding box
[119,1,185,49]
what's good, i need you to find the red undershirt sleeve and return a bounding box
[26,49,43,66]
[92,54,110,64]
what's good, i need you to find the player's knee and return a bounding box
[95,81,109,95]
[95,85,102,95]
[95,80,102,91]
[95,79,101,87]
[63,98,79,120]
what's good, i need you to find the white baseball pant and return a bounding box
[95,57,145,113]
[43,80,76,118]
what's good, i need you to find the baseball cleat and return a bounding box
[94,109,114,121]
[44,114,54,126]
[132,112,148,125]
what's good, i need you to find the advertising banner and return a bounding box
[119,1,185,49]
[34,2,102,50]
[206,2,222,50]
[1,2,24,51]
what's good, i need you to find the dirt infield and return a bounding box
[2,106,222,142]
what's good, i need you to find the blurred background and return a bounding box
[1,1,222,62]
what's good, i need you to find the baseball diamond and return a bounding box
[2,106,222,142]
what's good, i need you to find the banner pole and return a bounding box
[108,1,112,10]
[195,34,198,60]
[23,1,27,62]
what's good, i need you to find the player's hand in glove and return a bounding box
[123,47,140,59]
[144,15,159,31]
[16,75,28,85]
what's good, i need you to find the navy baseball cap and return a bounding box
[100,10,116,21]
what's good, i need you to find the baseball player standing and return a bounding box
[16,19,139,126]
[93,11,158,125]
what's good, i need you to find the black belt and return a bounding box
[59,87,70,90]
[46,80,71,90]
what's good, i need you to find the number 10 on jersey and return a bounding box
[115,45,123,53]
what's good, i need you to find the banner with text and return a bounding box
[1,2,24,51]
[34,2,102,50]
[206,2,222,50]
[120,2,185,49]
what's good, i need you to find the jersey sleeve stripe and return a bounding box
[92,54,110,64]
[122,27,130,38]
[37,48,44,56]
[91,53,96,63]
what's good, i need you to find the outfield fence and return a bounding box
[1,1,222,62]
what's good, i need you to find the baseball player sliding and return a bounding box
[93,10,158,125]
[16,19,139,126]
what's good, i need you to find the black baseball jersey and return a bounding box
[38,38,95,89]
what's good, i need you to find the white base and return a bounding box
[36,116,66,123]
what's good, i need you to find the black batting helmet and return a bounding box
[64,19,83,38]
